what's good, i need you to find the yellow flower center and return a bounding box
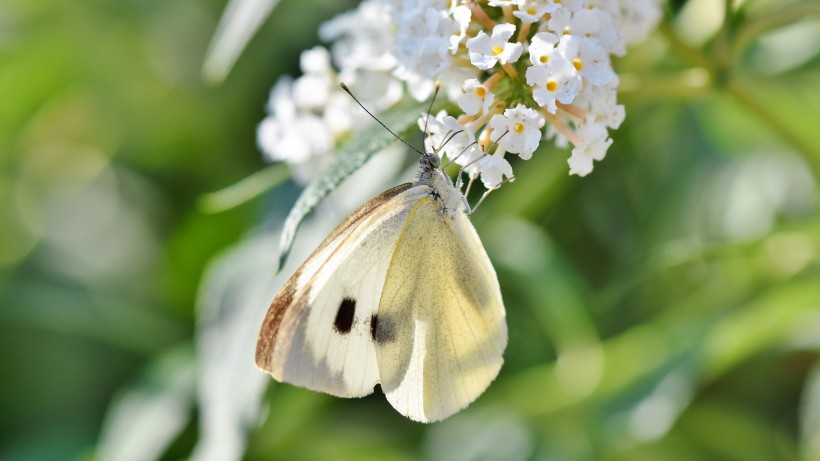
[546,80,558,92]
[492,45,504,56]
[512,122,525,133]
[539,55,549,64]
[573,58,583,71]
[476,87,487,97]
[526,8,537,14]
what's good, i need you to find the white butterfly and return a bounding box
[255,153,507,423]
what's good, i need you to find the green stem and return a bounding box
[725,80,820,177]
[734,2,820,59]
[657,21,714,71]
[658,16,820,178]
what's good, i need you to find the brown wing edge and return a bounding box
[255,182,414,372]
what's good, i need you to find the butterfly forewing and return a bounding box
[256,183,430,397]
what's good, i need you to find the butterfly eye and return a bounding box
[422,153,441,169]
[333,297,357,334]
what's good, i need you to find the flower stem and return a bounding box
[501,62,519,79]
[542,109,582,145]
[502,6,515,24]
[557,102,588,120]
[468,1,496,30]
[467,111,493,133]
[483,71,505,91]
[517,22,532,43]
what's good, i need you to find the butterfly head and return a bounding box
[420,152,441,170]
[415,152,469,214]
[416,152,443,184]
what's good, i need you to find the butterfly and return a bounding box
[255,128,507,423]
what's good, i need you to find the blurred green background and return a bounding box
[1,0,819,460]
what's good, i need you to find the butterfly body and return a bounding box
[256,154,507,422]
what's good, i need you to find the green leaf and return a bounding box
[276,102,427,272]
[198,162,290,214]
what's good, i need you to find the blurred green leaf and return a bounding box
[198,162,290,213]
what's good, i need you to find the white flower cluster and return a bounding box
[258,0,661,186]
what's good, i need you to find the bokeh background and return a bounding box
[2,0,820,460]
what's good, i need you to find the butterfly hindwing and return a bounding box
[374,196,507,422]
[256,183,430,397]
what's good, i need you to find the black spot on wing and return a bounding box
[370,314,396,344]
[333,298,356,334]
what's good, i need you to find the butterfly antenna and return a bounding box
[458,129,509,172]
[457,130,512,195]
[438,129,463,153]
[460,147,490,171]
[422,82,442,143]
[340,82,425,156]
[443,140,478,170]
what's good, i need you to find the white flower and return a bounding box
[258,113,333,165]
[466,23,523,70]
[569,8,603,37]
[528,32,559,66]
[387,2,469,100]
[557,35,616,86]
[525,56,582,113]
[450,5,472,53]
[542,4,626,56]
[338,69,403,110]
[477,153,514,188]
[572,81,625,129]
[258,79,333,166]
[567,115,612,176]
[489,104,545,159]
[420,111,483,167]
[264,76,296,121]
[546,7,572,35]
[322,92,360,136]
[291,47,336,110]
[299,46,332,74]
[458,79,494,116]
[292,73,332,110]
[393,5,457,77]
[319,0,396,72]
[514,0,561,23]
[488,0,524,6]
[254,0,664,185]
[619,0,664,46]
